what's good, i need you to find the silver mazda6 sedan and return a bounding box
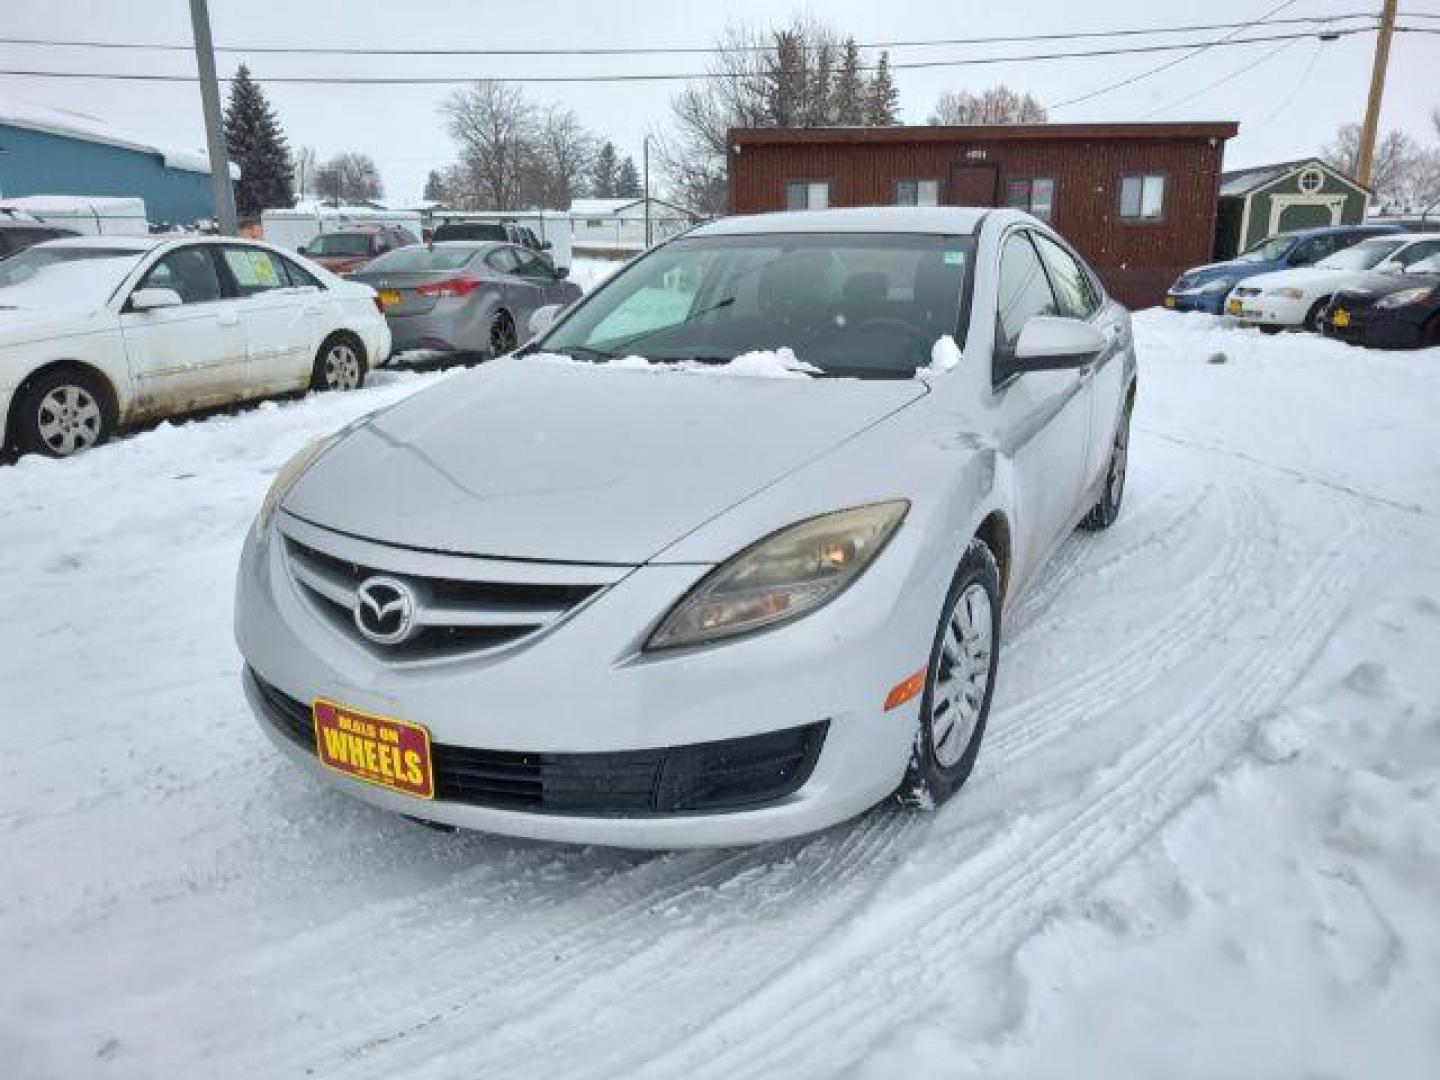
[235,207,1136,849]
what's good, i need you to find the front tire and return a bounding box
[1305,297,1331,334]
[311,333,366,392]
[1079,403,1132,531]
[14,368,114,459]
[898,539,1002,808]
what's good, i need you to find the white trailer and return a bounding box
[0,195,150,236]
[261,204,424,252]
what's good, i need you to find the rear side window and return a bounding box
[1032,233,1099,319]
[280,256,322,289]
[486,247,521,275]
[220,246,292,296]
[138,247,223,304]
[996,232,1059,350]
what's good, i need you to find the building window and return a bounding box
[1005,177,1055,221]
[786,181,830,211]
[1119,174,1166,220]
[1298,167,1324,194]
[895,180,939,207]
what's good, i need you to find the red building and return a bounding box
[727,122,1239,308]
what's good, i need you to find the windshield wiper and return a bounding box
[593,296,737,357]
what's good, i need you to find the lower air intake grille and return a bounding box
[248,669,827,815]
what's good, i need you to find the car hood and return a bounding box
[0,305,107,348]
[1336,271,1440,301]
[1234,266,1342,291]
[282,358,928,564]
[1180,260,1256,284]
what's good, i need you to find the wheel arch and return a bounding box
[973,510,1012,601]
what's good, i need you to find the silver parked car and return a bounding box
[236,207,1136,849]
[348,241,581,359]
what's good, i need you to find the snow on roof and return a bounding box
[569,198,637,216]
[0,194,145,215]
[0,95,240,179]
[265,202,421,220]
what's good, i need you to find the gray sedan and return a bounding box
[349,241,580,359]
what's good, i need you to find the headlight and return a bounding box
[646,500,909,650]
[1199,279,1232,294]
[255,433,340,535]
[1266,287,1305,299]
[1376,286,1435,309]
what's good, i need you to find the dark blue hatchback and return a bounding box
[1163,224,1404,314]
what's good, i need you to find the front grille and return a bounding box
[280,529,605,661]
[248,668,828,815]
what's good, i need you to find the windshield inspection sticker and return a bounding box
[943,251,967,266]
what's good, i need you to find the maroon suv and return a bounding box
[299,226,418,274]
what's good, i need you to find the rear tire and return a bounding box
[13,367,114,459]
[1305,297,1331,334]
[1079,403,1132,531]
[311,333,366,392]
[897,539,1002,808]
[488,309,518,359]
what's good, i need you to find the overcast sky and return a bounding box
[3,0,1437,205]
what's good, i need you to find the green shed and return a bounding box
[1214,157,1372,258]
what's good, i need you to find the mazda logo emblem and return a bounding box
[354,575,416,645]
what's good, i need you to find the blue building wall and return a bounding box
[0,123,219,225]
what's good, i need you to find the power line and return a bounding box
[1142,37,1302,119]
[1051,0,1303,111]
[0,15,1382,57]
[1246,38,1327,130]
[0,27,1376,85]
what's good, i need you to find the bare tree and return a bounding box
[443,81,537,210]
[522,103,596,208]
[929,86,1047,125]
[292,146,318,200]
[314,152,383,203]
[1322,123,1425,204]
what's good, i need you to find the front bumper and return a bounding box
[1227,293,1309,328]
[1163,289,1228,314]
[235,514,931,848]
[1321,305,1429,349]
[386,306,491,355]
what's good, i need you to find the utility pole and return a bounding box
[1355,0,1398,189]
[643,135,652,248]
[189,0,237,234]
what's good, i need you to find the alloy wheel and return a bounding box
[490,311,517,357]
[930,582,994,769]
[324,342,362,391]
[36,384,103,456]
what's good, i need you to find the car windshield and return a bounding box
[362,245,481,273]
[539,233,974,379]
[1316,239,1406,271]
[434,222,507,242]
[1236,236,1296,263]
[0,246,144,307]
[308,233,372,257]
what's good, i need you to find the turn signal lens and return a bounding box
[884,668,927,711]
[646,500,909,650]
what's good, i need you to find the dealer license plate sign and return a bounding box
[1331,308,1351,327]
[1163,296,1177,308]
[313,699,434,799]
[1226,298,1243,316]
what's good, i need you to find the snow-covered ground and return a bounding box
[2,308,1438,1079]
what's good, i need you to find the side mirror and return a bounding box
[528,303,564,337]
[1002,316,1106,377]
[296,245,308,256]
[554,266,570,279]
[129,287,184,312]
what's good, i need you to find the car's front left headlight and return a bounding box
[1375,286,1435,309]
[646,500,909,650]
[1266,287,1305,299]
[1199,278,1233,294]
[254,433,341,535]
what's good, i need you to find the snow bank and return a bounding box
[915,335,963,378]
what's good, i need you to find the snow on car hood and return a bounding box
[282,356,928,564]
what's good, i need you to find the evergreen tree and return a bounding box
[423,169,447,202]
[616,155,642,198]
[590,141,619,197]
[223,65,294,215]
[865,52,900,126]
[833,38,864,125]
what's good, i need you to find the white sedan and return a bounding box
[1226,233,1440,332]
[0,236,391,458]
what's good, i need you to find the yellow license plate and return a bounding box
[378,289,403,309]
[1163,296,1177,309]
[1331,308,1350,327]
[1226,298,1243,316]
[313,699,434,799]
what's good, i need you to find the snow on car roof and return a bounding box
[692,206,991,237]
[38,235,169,252]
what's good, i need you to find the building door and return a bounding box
[948,164,999,207]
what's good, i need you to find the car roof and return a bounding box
[691,206,994,237]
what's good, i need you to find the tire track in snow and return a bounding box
[627,499,1369,1080]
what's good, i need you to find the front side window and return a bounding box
[1292,235,1338,265]
[1119,175,1165,221]
[138,247,222,304]
[220,246,291,296]
[485,247,521,275]
[1032,233,1099,320]
[1005,177,1055,221]
[540,232,974,379]
[512,248,554,280]
[896,180,940,207]
[785,181,830,211]
[996,232,1059,350]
